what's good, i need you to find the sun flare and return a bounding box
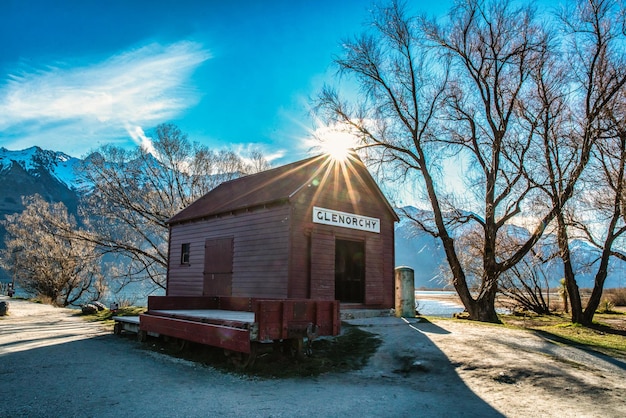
[316,125,359,161]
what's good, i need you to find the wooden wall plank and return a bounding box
[168,205,290,298]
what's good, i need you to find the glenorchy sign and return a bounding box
[312,206,380,233]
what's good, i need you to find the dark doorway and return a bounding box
[203,237,233,296]
[335,239,365,303]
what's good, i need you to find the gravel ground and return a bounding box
[1,296,625,417]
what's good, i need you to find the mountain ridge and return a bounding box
[0,146,82,188]
[0,146,624,289]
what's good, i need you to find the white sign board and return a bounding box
[312,206,380,233]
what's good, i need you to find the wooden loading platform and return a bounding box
[121,296,340,364]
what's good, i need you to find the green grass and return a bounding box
[500,312,626,357]
[78,306,146,325]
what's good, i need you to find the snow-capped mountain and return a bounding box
[394,206,448,288]
[0,146,83,189]
[0,147,83,281]
[0,146,83,214]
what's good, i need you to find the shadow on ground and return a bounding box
[531,328,626,371]
[1,309,504,417]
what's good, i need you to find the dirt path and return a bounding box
[424,321,626,417]
[1,296,625,417]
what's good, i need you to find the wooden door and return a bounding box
[335,239,365,303]
[203,237,233,296]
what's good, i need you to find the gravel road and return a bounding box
[1,296,625,417]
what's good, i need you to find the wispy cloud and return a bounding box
[0,41,211,156]
[126,124,156,155]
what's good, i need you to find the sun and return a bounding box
[323,140,352,160]
[316,125,360,161]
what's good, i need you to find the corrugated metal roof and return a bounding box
[168,152,398,224]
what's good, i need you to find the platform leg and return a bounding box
[283,338,305,359]
[225,342,258,369]
[171,338,187,353]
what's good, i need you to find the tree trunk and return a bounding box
[582,234,614,325]
[583,150,624,325]
[564,263,584,323]
[471,273,501,322]
[556,213,584,323]
[416,149,498,322]
[471,293,500,322]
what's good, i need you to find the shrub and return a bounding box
[597,299,616,314]
[33,294,56,306]
[603,288,626,307]
[114,297,138,309]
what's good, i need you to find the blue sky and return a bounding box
[0,0,451,165]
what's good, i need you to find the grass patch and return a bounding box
[79,306,145,325]
[533,324,626,357]
[501,312,626,358]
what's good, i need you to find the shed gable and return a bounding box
[168,152,398,225]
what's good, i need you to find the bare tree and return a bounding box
[318,0,555,322]
[318,0,626,324]
[571,98,626,323]
[567,0,626,324]
[76,123,269,289]
[245,148,272,174]
[1,195,104,306]
[521,0,626,324]
[497,245,558,315]
[453,221,556,315]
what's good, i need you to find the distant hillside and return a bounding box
[0,146,82,213]
[394,206,626,289]
[0,147,83,281]
[394,207,448,288]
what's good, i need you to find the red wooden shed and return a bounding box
[166,151,398,310]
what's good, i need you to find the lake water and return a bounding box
[415,291,465,317]
[0,281,162,308]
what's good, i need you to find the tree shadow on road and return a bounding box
[531,328,626,371]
